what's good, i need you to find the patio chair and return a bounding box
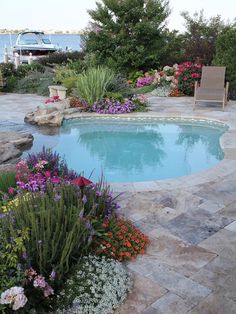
[193,66,229,111]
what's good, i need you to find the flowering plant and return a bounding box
[45,95,61,104]
[175,62,203,95]
[94,218,149,261]
[56,255,132,314]
[136,74,154,87]
[92,98,136,114]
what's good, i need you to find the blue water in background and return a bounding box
[0,34,81,61]
[22,118,227,183]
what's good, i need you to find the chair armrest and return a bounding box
[225,82,229,100]
[194,81,198,95]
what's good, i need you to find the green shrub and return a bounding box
[15,70,54,95]
[15,63,45,78]
[108,74,133,98]
[2,184,91,281]
[0,226,27,298]
[54,66,77,84]
[76,66,116,105]
[213,27,236,99]
[38,51,85,67]
[0,63,16,78]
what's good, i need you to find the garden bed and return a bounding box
[0,148,149,313]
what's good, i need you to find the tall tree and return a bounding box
[181,10,228,65]
[83,0,170,72]
[213,27,236,99]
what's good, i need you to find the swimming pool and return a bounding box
[24,117,228,182]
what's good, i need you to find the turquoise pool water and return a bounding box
[24,118,227,182]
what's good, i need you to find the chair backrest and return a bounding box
[200,66,226,89]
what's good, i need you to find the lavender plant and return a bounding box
[26,147,77,180]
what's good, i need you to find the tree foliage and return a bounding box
[213,27,236,99]
[181,10,229,65]
[83,0,170,72]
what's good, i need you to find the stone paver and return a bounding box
[150,292,193,314]
[189,293,236,314]
[1,94,236,313]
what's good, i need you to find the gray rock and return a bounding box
[0,132,33,164]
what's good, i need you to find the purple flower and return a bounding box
[82,194,87,204]
[86,222,91,230]
[49,270,56,281]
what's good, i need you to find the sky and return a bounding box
[0,0,235,32]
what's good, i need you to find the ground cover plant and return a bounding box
[0,148,149,313]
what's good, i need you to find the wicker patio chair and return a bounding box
[193,66,229,111]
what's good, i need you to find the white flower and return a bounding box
[12,293,28,311]
[0,286,27,311]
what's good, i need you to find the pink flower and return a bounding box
[43,284,54,298]
[44,171,51,178]
[51,177,61,184]
[183,77,187,81]
[33,275,46,289]
[0,287,27,310]
[8,187,15,195]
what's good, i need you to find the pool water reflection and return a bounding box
[24,118,227,182]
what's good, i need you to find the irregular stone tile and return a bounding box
[204,255,236,276]
[192,267,236,303]
[162,209,232,245]
[150,292,193,314]
[146,263,211,306]
[138,207,182,225]
[145,233,216,277]
[219,201,236,219]
[189,293,236,314]
[113,273,166,314]
[224,220,236,232]
[199,229,236,260]
[143,306,158,314]
[194,188,236,206]
[198,199,225,213]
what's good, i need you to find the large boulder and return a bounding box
[25,99,71,126]
[0,132,33,164]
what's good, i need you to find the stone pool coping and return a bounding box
[62,111,236,193]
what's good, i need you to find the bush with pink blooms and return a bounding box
[175,61,203,96]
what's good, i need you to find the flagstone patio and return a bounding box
[1,93,236,313]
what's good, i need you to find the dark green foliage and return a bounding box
[15,63,45,78]
[38,51,85,67]
[15,70,54,95]
[213,27,236,99]
[83,0,170,72]
[181,10,230,65]
[107,74,133,97]
[0,63,16,78]
[0,226,27,296]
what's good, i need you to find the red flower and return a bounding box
[106,243,111,248]
[119,252,124,256]
[125,252,131,257]
[140,249,145,254]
